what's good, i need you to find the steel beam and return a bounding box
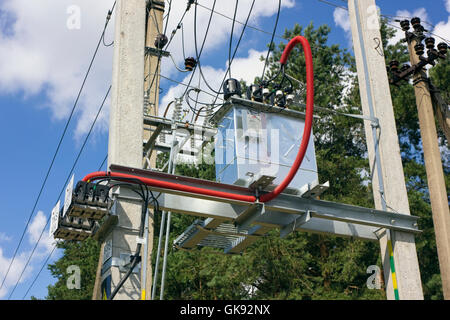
[108,165,421,243]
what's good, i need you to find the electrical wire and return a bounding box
[260,0,281,82]
[146,0,193,105]
[182,0,219,97]
[98,154,108,172]
[157,73,224,102]
[77,175,159,300]
[228,0,239,79]
[196,1,287,42]
[7,85,112,300]
[21,246,57,300]
[0,0,116,295]
[211,0,256,105]
[168,53,190,72]
[181,22,187,60]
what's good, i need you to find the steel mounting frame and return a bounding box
[108,164,421,254]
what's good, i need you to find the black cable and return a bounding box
[260,0,281,81]
[147,0,192,105]
[178,0,218,101]
[211,0,255,105]
[196,1,287,41]
[21,246,56,300]
[228,0,239,79]
[8,85,112,300]
[98,154,108,172]
[109,245,142,300]
[187,0,255,109]
[189,0,221,95]
[0,1,116,295]
[83,176,160,300]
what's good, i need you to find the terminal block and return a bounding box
[50,205,98,241]
[66,181,110,220]
[50,178,113,241]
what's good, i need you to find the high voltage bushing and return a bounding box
[438,42,448,55]
[389,60,400,72]
[425,37,436,50]
[223,79,242,100]
[247,84,263,102]
[389,18,448,85]
[184,57,197,71]
[415,43,425,56]
[274,89,286,108]
[401,64,411,73]
[400,19,410,32]
[154,33,168,50]
[411,17,425,33]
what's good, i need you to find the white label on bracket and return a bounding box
[62,174,74,217]
[49,200,61,238]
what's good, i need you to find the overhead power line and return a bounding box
[260,0,282,81]
[10,85,112,300]
[21,246,56,299]
[211,0,256,105]
[0,0,116,295]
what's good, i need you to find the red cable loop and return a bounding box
[260,36,314,202]
[83,36,314,204]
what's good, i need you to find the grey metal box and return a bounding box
[213,100,318,192]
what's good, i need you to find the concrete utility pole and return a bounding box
[142,0,165,300]
[406,34,450,299]
[94,0,147,300]
[348,0,424,299]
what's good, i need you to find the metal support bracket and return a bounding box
[145,47,170,58]
[299,180,329,199]
[280,211,312,238]
[234,202,266,232]
[249,174,276,192]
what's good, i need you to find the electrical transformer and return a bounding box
[212,97,318,193]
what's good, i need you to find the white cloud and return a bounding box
[0,210,55,299]
[388,8,430,46]
[334,7,351,33]
[0,0,295,140]
[333,7,353,47]
[0,233,12,242]
[433,2,450,45]
[28,211,54,254]
[0,248,31,299]
[0,0,115,139]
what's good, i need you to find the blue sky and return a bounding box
[0,0,449,300]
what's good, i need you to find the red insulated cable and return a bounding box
[83,171,257,203]
[259,35,314,202]
[83,36,314,204]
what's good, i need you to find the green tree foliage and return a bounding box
[46,238,100,300]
